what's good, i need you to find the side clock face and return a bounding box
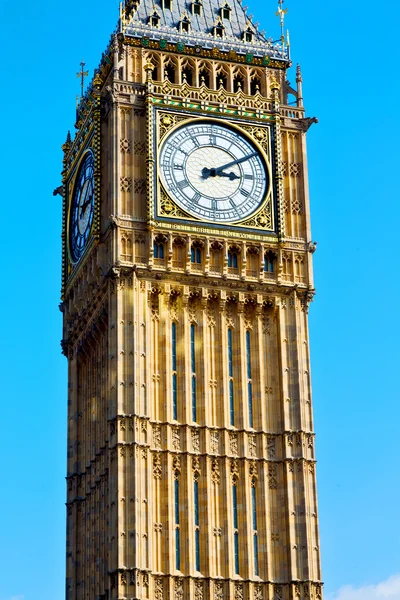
[159,121,269,223]
[69,151,95,263]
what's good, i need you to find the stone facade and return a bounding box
[61,2,322,599]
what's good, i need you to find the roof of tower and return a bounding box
[122,0,289,61]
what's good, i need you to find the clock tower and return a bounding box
[61,1,322,599]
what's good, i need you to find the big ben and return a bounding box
[60,1,322,599]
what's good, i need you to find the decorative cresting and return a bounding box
[120,0,290,66]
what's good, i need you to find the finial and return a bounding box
[76,61,89,98]
[66,130,72,144]
[276,0,288,42]
[144,62,154,84]
[296,64,303,107]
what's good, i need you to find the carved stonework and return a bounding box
[153,425,162,449]
[192,456,201,480]
[173,455,181,477]
[267,435,276,458]
[210,430,219,454]
[249,434,257,457]
[159,187,193,219]
[235,583,244,600]
[158,112,188,141]
[195,581,204,600]
[231,459,240,480]
[192,428,200,452]
[214,582,224,600]
[269,464,278,489]
[230,432,238,455]
[172,427,181,450]
[175,578,184,600]
[120,176,132,192]
[120,138,132,153]
[153,453,162,479]
[254,585,263,600]
[273,585,283,600]
[211,458,221,484]
[155,578,163,600]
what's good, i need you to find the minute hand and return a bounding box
[215,151,258,174]
[202,151,258,179]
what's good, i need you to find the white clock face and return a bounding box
[159,121,268,223]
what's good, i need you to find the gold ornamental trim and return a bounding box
[154,112,275,232]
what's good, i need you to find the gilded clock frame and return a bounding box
[66,148,97,265]
[150,107,278,234]
[62,125,101,294]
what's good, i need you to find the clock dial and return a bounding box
[159,121,269,223]
[69,151,95,263]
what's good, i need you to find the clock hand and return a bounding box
[218,171,240,180]
[79,185,93,217]
[202,151,258,179]
[80,197,92,217]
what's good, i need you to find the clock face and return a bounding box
[69,151,95,263]
[159,121,269,223]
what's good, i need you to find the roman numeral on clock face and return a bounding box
[240,188,250,197]
[174,164,184,170]
[244,174,254,180]
[177,179,190,190]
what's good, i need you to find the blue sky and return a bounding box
[0,1,399,599]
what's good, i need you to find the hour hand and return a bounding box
[218,171,240,180]
[80,198,92,217]
[201,167,240,180]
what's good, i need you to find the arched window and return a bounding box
[192,0,202,16]
[214,19,225,38]
[149,10,160,27]
[154,241,165,259]
[264,251,275,273]
[251,76,261,95]
[180,15,191,33]
[246,247,259,277]
[181,60,195,86]
[173,237,186,269]
[216,66,229,90]
[233,74,244,93]
[228,250,239,269]
[221,2,231,20]
[243,27,254,43]
[199,68,210,88]
[210,241,223,273]
[191,246,202,264]
[164,60,177,83]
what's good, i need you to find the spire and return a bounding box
[296,63,303,107]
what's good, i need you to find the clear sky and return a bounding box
[0,1,399,599]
